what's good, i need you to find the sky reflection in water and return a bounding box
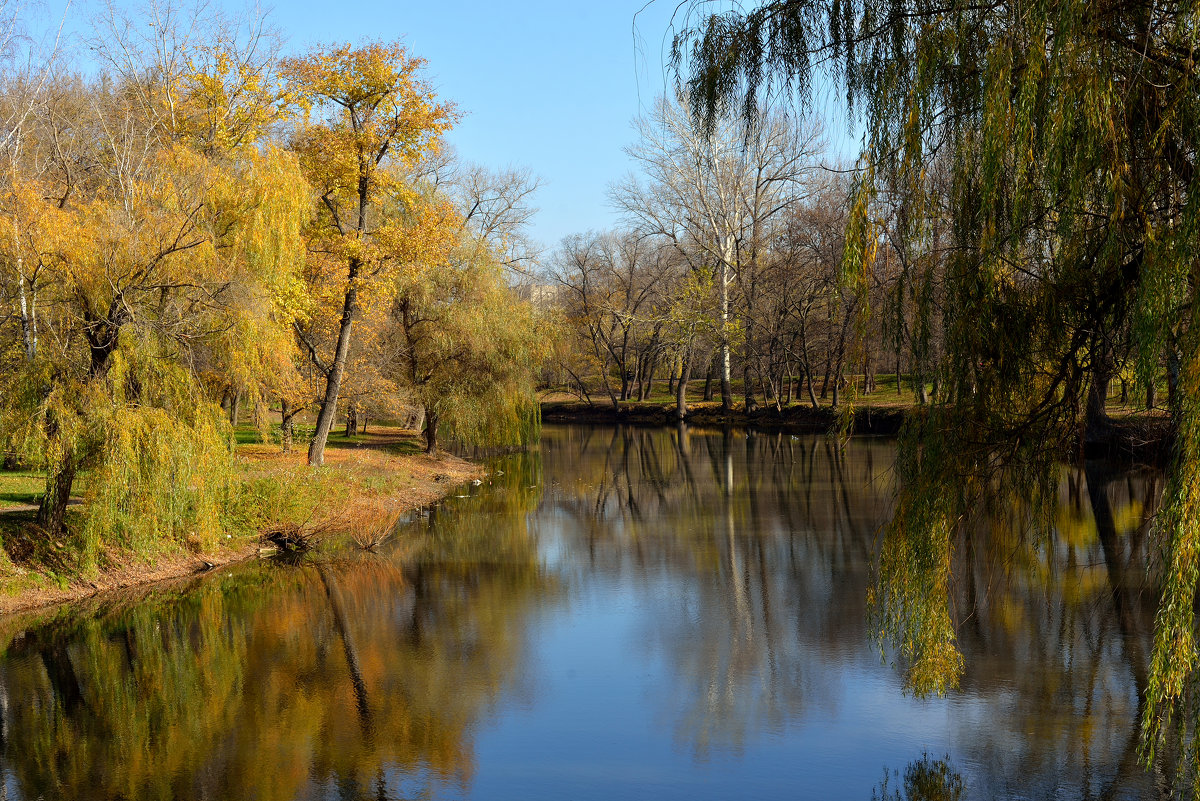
[0,424,1163,800]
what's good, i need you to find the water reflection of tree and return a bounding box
[541,424,1165,795]
[541,425,895,757]
[873,753,965,801]
[0,426,1172,799]
[945,464,1166,798]
[0,462,552,801]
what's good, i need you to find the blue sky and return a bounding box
[37,0,858,251]
[372,0,690,249]
[271,0,720,249]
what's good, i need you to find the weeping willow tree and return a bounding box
[386,239,547,455]
[0,144,308,568]
[371,156,550,456]
[672,0,1200,782]
[0,8,308,571]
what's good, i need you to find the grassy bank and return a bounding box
[0,426,482,616]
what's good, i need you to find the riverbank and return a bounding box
[542,399,1173,462]
[0,427,483,616]
[543,399,900,435]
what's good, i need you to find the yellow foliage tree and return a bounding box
[0,9,310,567]
[383,180,550,454]
[283,41,455,466]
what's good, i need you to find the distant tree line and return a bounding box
[548,93,915,419]
[549,90,1175,428]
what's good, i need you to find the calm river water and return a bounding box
[0,425,1166,799]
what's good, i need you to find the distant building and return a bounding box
[515,283,563,309]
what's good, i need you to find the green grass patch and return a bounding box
[0,471,42,509]
[232,422,319,446]
[232,425,265,445]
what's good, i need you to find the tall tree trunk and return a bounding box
[590,330,620,410]
[36,452,77,533]
[718,256,733,412]
[831,358,841,409]
[743,364,758,413]
[602,360,619,409]
[35,343,120,531]
[704,358,715,402]
[742,309,757,412]
[767,370,782,413]
[606,369,620,410]
[805,363,819,408]
[1145,379,1157,410]
[424,406,439,454]
[637,355,652,401]
[1086,358,1113,442]
[280,397,295,453]
[675,350,692,421]
[230,390,241,427]
[37,331,126,530]
[308,259,360,467]
[18,273,36,362]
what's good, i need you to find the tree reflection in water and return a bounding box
[0,425,1171,799]
[539,425,1166,797]
[873,753,965,801]
[0,454,552,801]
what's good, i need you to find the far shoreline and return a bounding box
[541,400,1173,465]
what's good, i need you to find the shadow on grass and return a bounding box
[0,490,39,507]
[0,510,89,580]
[326,431,424,457]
